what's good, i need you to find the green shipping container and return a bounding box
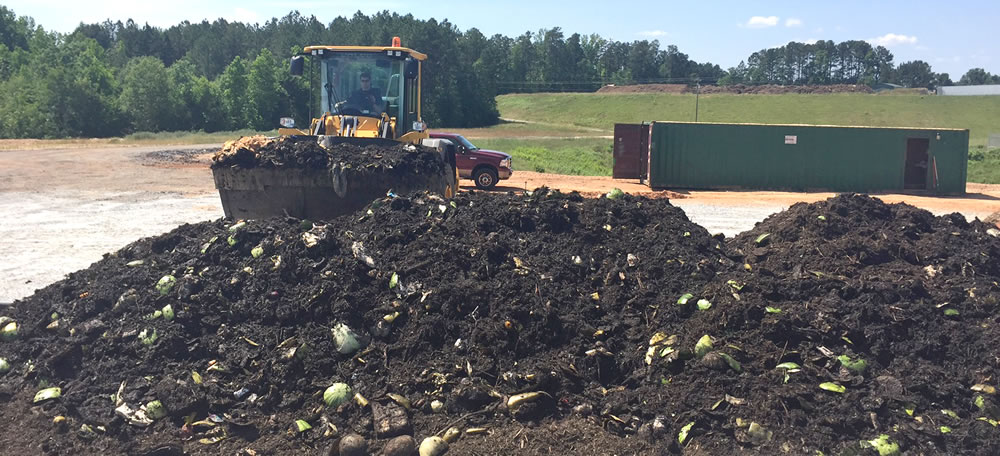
[646,122,969,194]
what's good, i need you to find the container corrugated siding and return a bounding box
[647,122,968,194]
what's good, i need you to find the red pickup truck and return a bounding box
[429,132,512,189]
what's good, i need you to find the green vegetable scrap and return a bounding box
[331,324,362,355]
[201,236,218,254]
[694,335,713,358]
[696,299,712,310]
[775,362,801,383]
[765,307,782,314]
[251,245,264,258]
[865,434,900,456]
[972,384,997,395]
[678,421,694,445]
[145,400,167,420]
[837,355,867,374]
[0,358,10,374]
[746,422,773,445]
[155,275,176,296]
[1,321,17,340]
[677,293,694,305]
[323,383,352,407]
[34,387,62,403]
[944,308,960,316]
[820,382,846,393]
[138,328,159,346]
[606,188,624,200]
[754,233,771,245]
[648,332,672,346]
[389,272,399,289]
[295,419,312,432]
[161,304,175,321]
[718,353,741,372]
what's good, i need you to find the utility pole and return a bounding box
[694,81,700,122]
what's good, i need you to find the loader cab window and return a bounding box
[318,52,406,122]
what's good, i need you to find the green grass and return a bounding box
[472,137,612,175]
[967,146,1000,184]
[433,119,604,139]
[497,93,1000,148]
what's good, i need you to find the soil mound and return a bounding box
[0,189,729,455]
[1,192,999,455]
[691,194,1000,454]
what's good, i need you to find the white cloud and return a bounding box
[771,39,819,49]
[868,33,918,47]
[745,16,779,28]
[233,7,260,25]
[785,18,803,27]
[637,30,668,38]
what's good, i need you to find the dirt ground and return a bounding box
[1,143,998,303]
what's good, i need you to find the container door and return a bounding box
[613,124,643,179]
[904,138,930,190]
[639,123,650,184]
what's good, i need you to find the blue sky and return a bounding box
[6,0,997,78]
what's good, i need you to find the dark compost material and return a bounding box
[1,192,999,455]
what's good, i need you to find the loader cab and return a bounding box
[285,41,426,142]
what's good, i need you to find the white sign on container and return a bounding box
[784,135,798,145]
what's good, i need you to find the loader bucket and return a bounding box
[212,136,456,220]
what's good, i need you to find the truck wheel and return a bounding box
[474,168,499,189]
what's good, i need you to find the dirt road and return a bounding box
[2,143,998,302]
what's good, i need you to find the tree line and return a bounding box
[0,6,997,139]
[721,40,1000,88]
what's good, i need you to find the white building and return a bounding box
[937,85,1000,96]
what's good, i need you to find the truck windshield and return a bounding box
[454,135,479,151]
[319,52,405,119]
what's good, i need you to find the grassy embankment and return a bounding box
[485,92,1000,182]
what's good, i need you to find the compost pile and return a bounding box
[212,135,445,174]
[1,192,1000,455]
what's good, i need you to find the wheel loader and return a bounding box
[212,37,459,220]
